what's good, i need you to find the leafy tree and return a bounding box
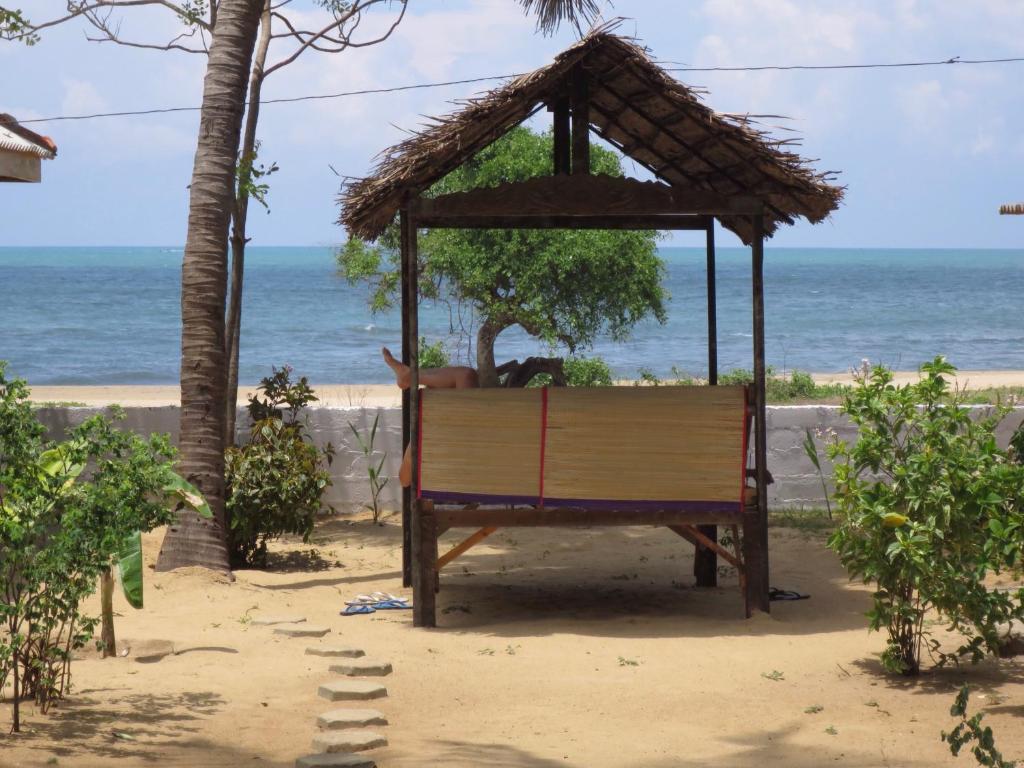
[339,126,667,386]
[0,363,206,732]
[827,358,1024,675]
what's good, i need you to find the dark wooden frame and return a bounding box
[397,87,771,627]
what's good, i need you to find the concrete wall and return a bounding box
[35,404,1024,512]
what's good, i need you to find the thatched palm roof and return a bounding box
[999,203,1024,215]
[340,29,842,244]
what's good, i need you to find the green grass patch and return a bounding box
[772,507,836,536]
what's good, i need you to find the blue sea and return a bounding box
[1,246,1022,385]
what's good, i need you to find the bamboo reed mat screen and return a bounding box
[420,388,542,500]
[544,386,746,505]
[418,385,748,508]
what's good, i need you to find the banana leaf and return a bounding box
[162,473,213,519]
[117,532,144,609]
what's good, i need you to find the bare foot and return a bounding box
[382,347,411,390]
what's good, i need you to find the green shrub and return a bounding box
[225,367,334,567]
[419,337,450,369]
[564,356,613,387]
[827,357,1024,675]
[0,362,182,731]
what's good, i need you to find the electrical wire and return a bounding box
[15,54,1024,125]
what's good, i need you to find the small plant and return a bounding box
[804,705,824,714]
[564,356,613,387]
[225,366,334,567]
[761,669,785,681]
[635,368,662,386]
[802,427,833,519]
[349,411,389,523]
[941,685,1016,767]
[419,337,450,369]
[828,358,1024,675]
[618,656,640,667]
[825,725,838,736]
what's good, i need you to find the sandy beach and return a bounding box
[1,512,1021,767]
[26,370,1024,409]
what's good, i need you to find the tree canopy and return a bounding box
[339,126,667,386]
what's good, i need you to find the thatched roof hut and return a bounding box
[999,203,1024,215]
[0,113,57,182]
[340,28,842,244]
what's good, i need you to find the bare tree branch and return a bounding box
[264,0,407,78]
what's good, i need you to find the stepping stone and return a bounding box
[252,615,306,626]
[125,639,176,663]
[318,680,388,702]
[274,625,330,638]
[296,754,376,768]
[318,708,388,730]
[306,645,365,658]
[312,730,387,754]
[329,659,392,677]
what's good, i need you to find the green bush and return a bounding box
[564,356,613,387]
[0,363,181,731]
[827,358,1024,675]
[419,337,451,369]
[225,367,334,567]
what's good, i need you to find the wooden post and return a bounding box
[552,96,570,175]
[744,214,771,614]
[706,220,718,386]
[406,215,436,627]
[571,67,590,175]
[694,218,718,587]
[400,209,412,587]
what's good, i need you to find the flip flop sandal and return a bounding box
[374,599,412,610]
[341,604,376,615]
[769,588,810,601]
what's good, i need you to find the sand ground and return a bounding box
[2,513,1022,768]
[26,370,1024,409]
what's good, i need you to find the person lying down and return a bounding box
[382,347,479,487]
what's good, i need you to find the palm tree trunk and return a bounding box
[157,0,264,573]
[225,0,272,446]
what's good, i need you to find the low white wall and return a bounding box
[34,404,1024,512]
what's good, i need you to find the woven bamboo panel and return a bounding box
[420,389,541,498]
[544,386,746,503]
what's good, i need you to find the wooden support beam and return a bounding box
[695,217,719,588]
[672,525,741,570]
[552,96,570,175]
[436,526,499,570]
[744,214,771,616]
[571,66,590,175]
[399,209,412,588]
[434,505,747,529]
[414,214,711,230]
[409,175,763,220]
[406,219,436,628]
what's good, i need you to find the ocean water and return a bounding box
[0,246,1021,385]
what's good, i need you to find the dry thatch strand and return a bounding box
[339,29,843,245]
[999,202,1024,215]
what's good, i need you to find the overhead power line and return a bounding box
[16,54,1024,126]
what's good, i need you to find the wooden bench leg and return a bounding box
[413,500,437,627]
[742,514,769,617]
[693,524,718,587]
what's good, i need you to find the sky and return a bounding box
[2,0,1024,249]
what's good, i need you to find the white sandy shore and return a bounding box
[27,370,1024,408]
